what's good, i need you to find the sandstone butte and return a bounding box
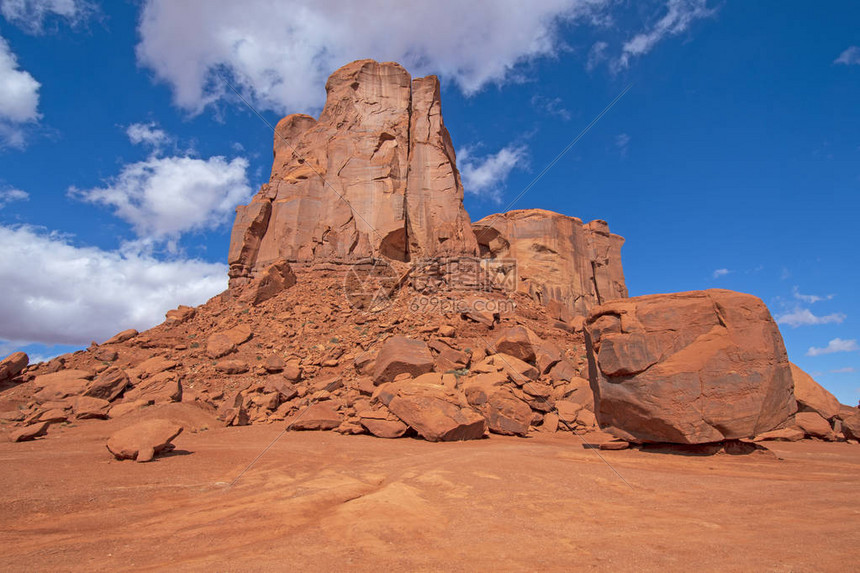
[1,59,857,463]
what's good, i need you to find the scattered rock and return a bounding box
[794,412,836,441]
[215,360,250,375]
[492,326,541,363]
[206,334,236,359]
[84,367,129,402]
[791,363,841,421]
[165,305,196,324]
[73,396,111,419]
[753,427,805,442]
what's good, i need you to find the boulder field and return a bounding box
[1,59,855,459]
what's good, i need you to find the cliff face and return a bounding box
[473,209,627,319]
[227,59,476,287]
[227,59,626,320]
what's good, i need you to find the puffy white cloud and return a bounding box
[136,0,614,115]
[0,224,227,345]
[807,338,859,357]
[712,268,730,278]
[0,35,40,147]
[0,0,94,33]
[71,155,252,242]
[0,187,28,207]
[835,46,860,66]
[616,0,715,69]
[126,122,170,149]
[777,308,847,328]
[459,144,528,202]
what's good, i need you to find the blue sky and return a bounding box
[0,1,857,403]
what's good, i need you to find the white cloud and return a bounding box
[831,367,856,374]
[0,225,227,345]
[530,95,571,121]
[0,187,28,207]
[776,308,847,328]
[458,144,527,202]
[126,122,170,149]
[70,155,252,243]
[807,338,859,357]
[136,0,616,115]
[586,41,609,71]
[712,268,730,278]
[616,0,715,69]
[792,286,834,304]
[0,35,40,147]
[835,46,860,66]
[0,0,94,33]
[615,132,630,156]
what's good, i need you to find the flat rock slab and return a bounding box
[106,419,183,462]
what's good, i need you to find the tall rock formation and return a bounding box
[228,59,476,288]
[473,209,627,318]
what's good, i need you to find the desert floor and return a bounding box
[1,404,858,572]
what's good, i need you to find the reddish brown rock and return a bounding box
[791,363,841,421]
[372,336,434,384]
[492,326,541,363]
[264,354,285,373]
[585,289,796,444]
[73,396,111,419]
[794,412,836,441]
[90,347,118,363]
[840,412,860,441]
[290,402,342,431]
[9,421,50,442]
[473,209,627,318]
[165,305,195,324]
[753,427,805,442]
[227,59,477,286]
[206,334,236,359]
[240,261,297,305]
[103,329,138,345]
[84,367,129,402]
[32,370,92,402]
[215,360,249,375]
[387,380,486,442]
[0,351,28,381]
[106,419,183,462]
[482,389,532,436]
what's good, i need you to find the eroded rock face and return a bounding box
[585,289,795,444]
[791,363,841,421]
[228,59,476,288]
[473,209,627,319]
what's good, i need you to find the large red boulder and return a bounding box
[585,289,795,444]
[106,419,183,462]
[386,380,486,442]
[372,336,434,384]
[0,352,28,381]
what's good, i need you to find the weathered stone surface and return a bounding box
[482,389,532,436]
[215,360,249,375]
[840,412,860,441]
[84,367,129,402]
[0,351,28,381]
[290,402,342,431]
[492,326,541,363]
[73,396,111,419]
[473,209,627,318]
[206,334,236,359]
[387,380,486,442]
[104,329,138,345]
[372,336,434,384]
[585,289,795,444]
[32,370,92,402]
[240,261,297,305]
[791,363,841,421]
[794,412,836,441]
[753,427,805,442]
[106,419,183,462]
[227,59,477,286]
[165,305,195,324]
[9,421,50,442]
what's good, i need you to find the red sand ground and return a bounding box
[1,404,858,572]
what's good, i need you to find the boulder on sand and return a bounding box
[585,289,795,444]
[386,380,486,442]
[106,419,184,462]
